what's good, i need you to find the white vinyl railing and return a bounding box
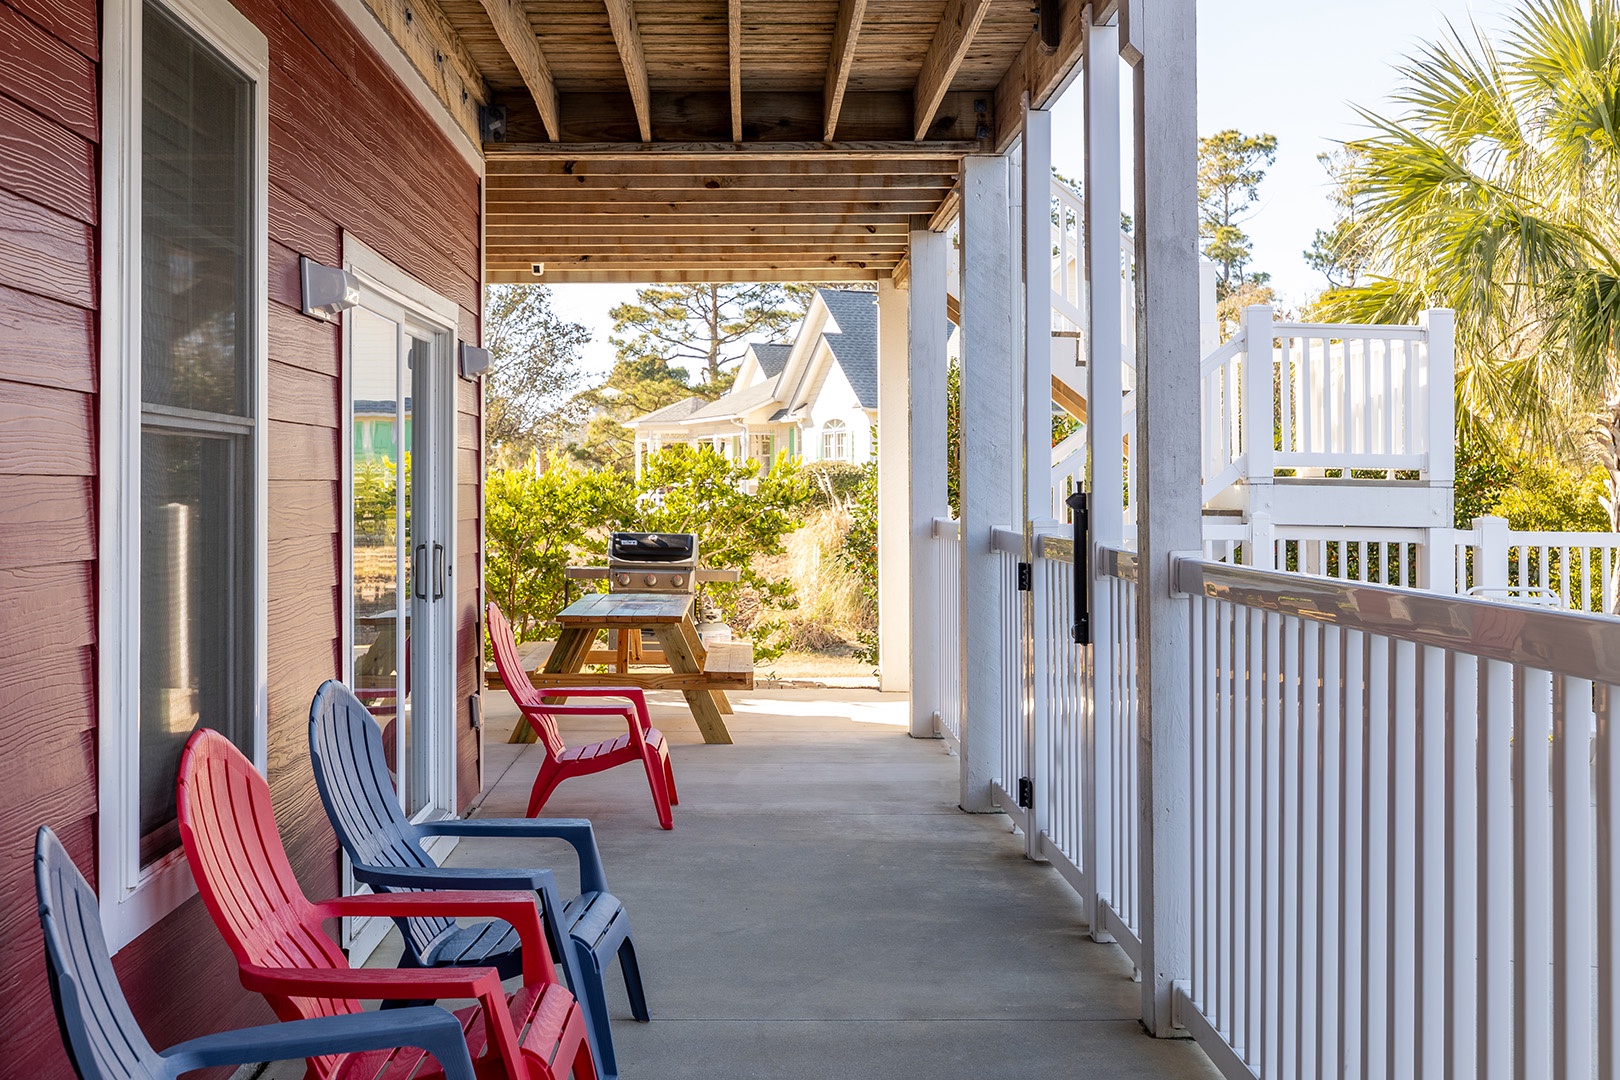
[992,534,1620,1078]
[1455,516,1620,614]
[1051,430,1085,522]
[933,517,963,748]
[1195,307,1455,507]
[992,527,1028,825]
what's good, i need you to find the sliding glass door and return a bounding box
[347,290,455,821]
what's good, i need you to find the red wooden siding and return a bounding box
[0,0,101,1068]
[0,0,483,1073]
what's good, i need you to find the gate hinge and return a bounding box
[1016,561,1033,591]
[1017,776,1034,808]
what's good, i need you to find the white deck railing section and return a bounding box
[1198,309,1451,505]
[992,540,1620,1078]
[1454,516,1620,614]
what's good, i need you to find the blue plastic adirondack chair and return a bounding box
[33,826,479,1080]
[308,680,648,1080]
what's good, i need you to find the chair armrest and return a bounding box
[312,891,550,985]
[417,817,610,895]
[351,862,556,894]
[544,686,657,738]
[239,963,505,1002]
[517,704,634,719]
[159,1008,476,1080]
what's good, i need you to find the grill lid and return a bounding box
[609,531,697,564]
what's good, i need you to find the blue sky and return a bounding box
[552,0,1518,378]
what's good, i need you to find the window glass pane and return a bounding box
[141,1,253,417]
[137,3,256,868]
[139,430,252,863]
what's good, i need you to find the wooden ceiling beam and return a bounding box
[490,172,955,192]
[913,0,994,139]
[822,0,868,140]
[478,0,560,140]
[602,0,653,142]
[992,0,1087,152]
[489,187,952,207]
[728,0,744,141]
[484,221,911,237]
[489,202,941,217]
[488,211,922,226]
[486,158,962,177]
[484,141,988,161]
[492,268,885,284]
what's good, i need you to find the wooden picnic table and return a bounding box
[506,592,746,745]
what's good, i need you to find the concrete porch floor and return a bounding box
[263,688,1218,1079]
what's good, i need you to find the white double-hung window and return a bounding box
[99,0,269,950]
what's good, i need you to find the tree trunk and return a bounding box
[706,284,722,384]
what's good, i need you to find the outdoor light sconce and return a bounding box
[299,256,359,322]
[459,342,492,380]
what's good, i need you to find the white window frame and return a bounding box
[98,0,270,952]
[821,419,850,462]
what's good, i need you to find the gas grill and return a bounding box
[607,531,700,593]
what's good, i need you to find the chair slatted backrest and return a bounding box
[308,679,455,960]
[35,827,166,1080]
[176,729,359,1077]
[486,603,567,759]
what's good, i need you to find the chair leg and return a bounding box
[527,758,567,818]
[572,939,619,1080]
[617,935,650,1023]
[640,746,673,830]
[661,745,678,806]
[560,990,602,1080]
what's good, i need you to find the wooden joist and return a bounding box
[602,0,653,142]
[728,0,743,141]
[485,157,964,177]
[913,0,994,139]
[485,139,987,160]
[484,220,911,237]
[490,172,954,192]
[478,0,560,140]
[822,0,867,140]
[489,266,886,284]
[992,0,1087,152]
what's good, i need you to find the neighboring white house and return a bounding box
[629,289,879,475]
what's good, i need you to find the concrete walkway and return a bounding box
[267,688,1219,1079]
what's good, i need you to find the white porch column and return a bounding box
[1083,8,1123,944]
[959,154,1017,813]
[907,230,950,738]
[1124,0,1200,1036]
[877,275,912,692]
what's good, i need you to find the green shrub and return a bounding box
[801,460,865,507]
[835,458,879,663]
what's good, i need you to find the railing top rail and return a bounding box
[1199,335,1244,376]
[932,516,960,539]
[1035,532,1073,562]
[1099,544,1138,582]
[1494,529,1620,546]
[1174,556,1620,682]
[1269,321,1428,340]
[990,526,1024,555]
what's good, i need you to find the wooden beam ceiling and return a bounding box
[478,0,560,140]
[602,0,653,142]
[728,0,744,141]
[822,0,867,140]
[913,0,994,139]
[485,140,985,160]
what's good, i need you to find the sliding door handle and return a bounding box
[413,544,427,600]
[432,542,446,601]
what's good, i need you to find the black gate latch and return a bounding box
[1016,562,1033,591]
[1017,777,1034,809]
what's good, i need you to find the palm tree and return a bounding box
[1318,0,1620,534]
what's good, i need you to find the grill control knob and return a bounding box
[671,574,686,588]
[645,573,658,586]
[616,573,632,586]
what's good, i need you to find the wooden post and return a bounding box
[908,229,950,739]
[1122,0,1199,1036]
[877,275,912,692]
[959,153,1017,813]
[1083,6,1122,942]
[1022,99,1052,861]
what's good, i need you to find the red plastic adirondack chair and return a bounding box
[487,602,677,829]
[176,728,597,1080]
